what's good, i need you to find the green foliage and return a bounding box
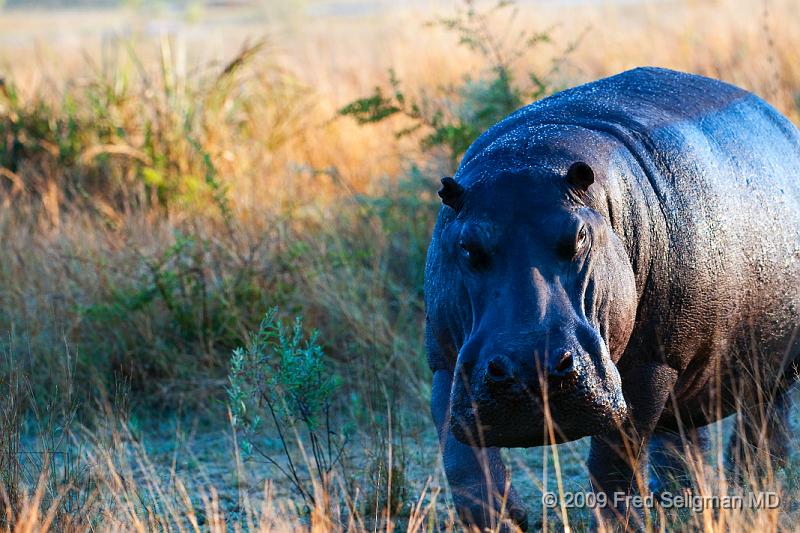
[0,81,83,172]
[338,85,402,125]
[339,0,583,170]
[228,308,345,509]
[77,230,285,393]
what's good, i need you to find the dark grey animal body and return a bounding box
[424,67,800,530]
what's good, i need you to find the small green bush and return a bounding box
[228,308,345,509]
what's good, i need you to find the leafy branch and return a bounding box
[339,0,587,170]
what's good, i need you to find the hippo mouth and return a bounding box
[449,388,628,447]
[448,351,629,447]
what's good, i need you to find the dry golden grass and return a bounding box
[1,0,799,531]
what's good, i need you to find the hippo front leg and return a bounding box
[588,430,650,530]
[649,425,710,495]
[588,363,678,529]
[432,370,528,531]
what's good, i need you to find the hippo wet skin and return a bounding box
[424,67,800,530]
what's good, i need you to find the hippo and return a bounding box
[424,67,800,530]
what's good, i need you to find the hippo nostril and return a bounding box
[488,360,504,378]
[485,356,514,384]
[554,351,574,375]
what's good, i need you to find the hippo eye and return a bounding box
[569,225,590,258]
[459,240,489,269]
[576,226,587,249]
[557,222,589,259]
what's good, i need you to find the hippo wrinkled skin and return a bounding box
[424,67,800,530]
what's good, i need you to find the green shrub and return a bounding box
[228,308,345,510]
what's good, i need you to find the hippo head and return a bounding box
[440,162,637,447]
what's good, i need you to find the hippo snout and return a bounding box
[450,340,628,447]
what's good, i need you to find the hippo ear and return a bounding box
[566,161,594,193]
[438,177,465,211]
